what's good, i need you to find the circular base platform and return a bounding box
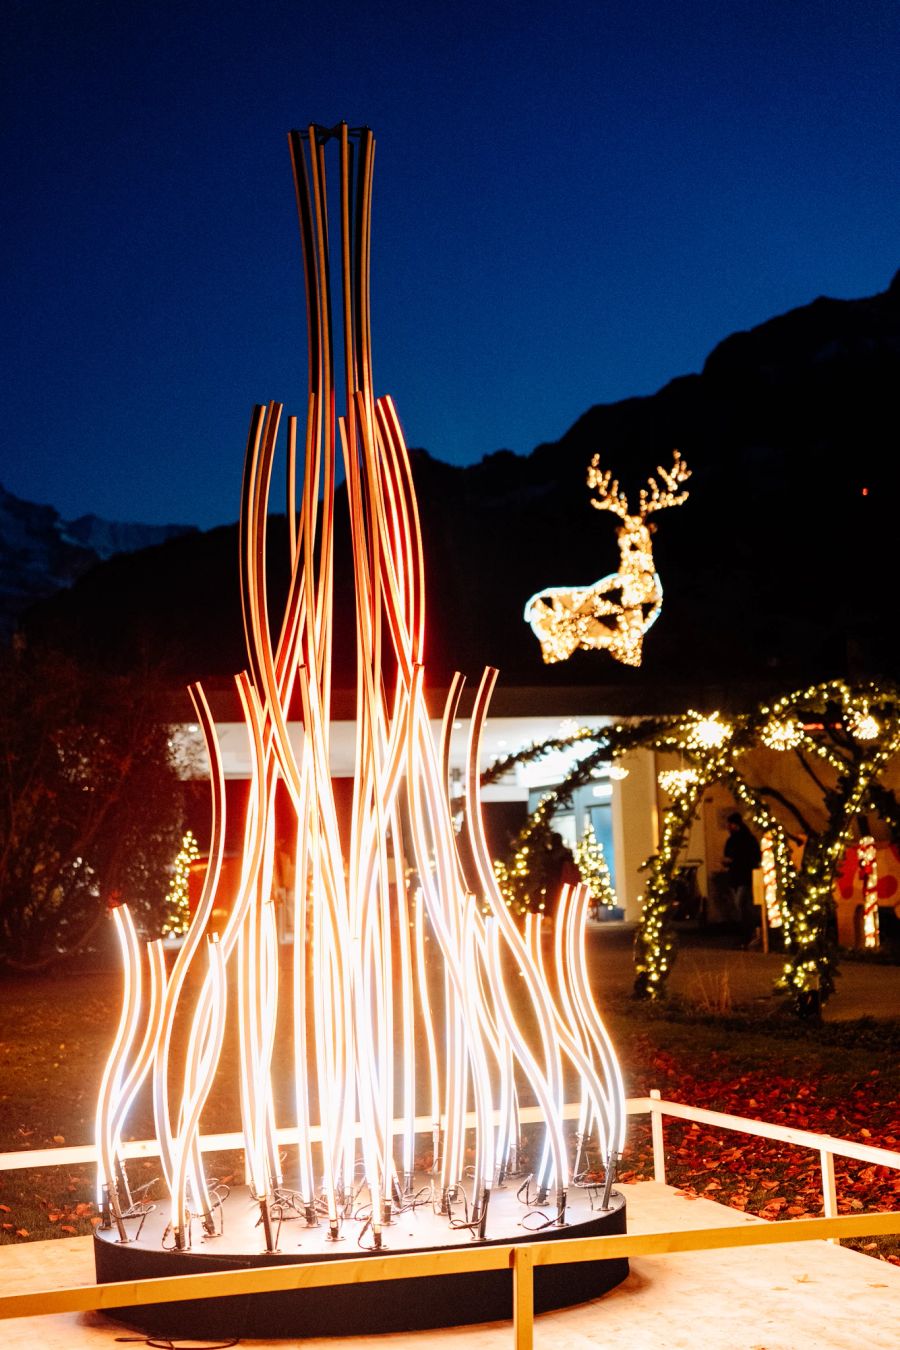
[94,1180,628,1339]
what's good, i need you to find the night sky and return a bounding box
[4,0,898,530]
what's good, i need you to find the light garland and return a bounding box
[523,450,690,667]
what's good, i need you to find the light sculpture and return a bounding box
[93,124,627,1338]
[524,449,690,666]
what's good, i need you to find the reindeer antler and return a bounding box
[586,454,630,519]
[639,449,691,516]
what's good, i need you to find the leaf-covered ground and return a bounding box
[1,972,899,1267]
[610,1011,900,1265]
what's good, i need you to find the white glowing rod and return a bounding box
[858,836,880,950]
[524,449,690,666]
[96,123,625,1256]
[759,833,782,930]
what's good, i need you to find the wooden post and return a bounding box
[820,1148,838,1244]
[650,1089,666,1183]
[512,1244,534,1350]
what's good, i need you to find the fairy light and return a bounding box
[492,792,555,915]
[524,449,690,666]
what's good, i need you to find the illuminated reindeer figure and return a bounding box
[524,449,691,666]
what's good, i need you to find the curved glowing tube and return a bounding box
[465,668,568,1194]
[95,905,142,1231]
[108,937,167,1207]
[170,938,227,1238]
[567,889,627,1156]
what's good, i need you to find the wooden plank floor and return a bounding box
[1,1181,898,1348]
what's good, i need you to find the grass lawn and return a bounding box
[1,968,899,1270]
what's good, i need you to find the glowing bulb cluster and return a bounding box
[684,711,731,750]
[657,768,700,796]
[760,718,804,752]
[849,707,880,740]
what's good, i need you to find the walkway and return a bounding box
[587,922,900,1021]
[2,1182,898,1348]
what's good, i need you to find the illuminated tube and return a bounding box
[107,938,167,1211]
[170,938,227,1241]
[567,887,627,1161]
[95,905,143,1236]
[465,668,569,1201]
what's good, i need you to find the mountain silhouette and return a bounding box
[23,272,900,712]
[0,483,195,642]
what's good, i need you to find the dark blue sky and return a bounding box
[4,0,898,529]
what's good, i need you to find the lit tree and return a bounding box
[574,821,617,912]
[162,830,199,938]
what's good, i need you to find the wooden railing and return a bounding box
[1,1095,898,1350]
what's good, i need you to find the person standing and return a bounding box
[723,812,762,946]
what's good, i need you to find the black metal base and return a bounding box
[94,1183,627,1339]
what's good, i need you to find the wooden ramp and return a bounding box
[1,1181,898,1349]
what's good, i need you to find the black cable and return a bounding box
[519,1208,556,1231]
[114,1338,239,1349]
